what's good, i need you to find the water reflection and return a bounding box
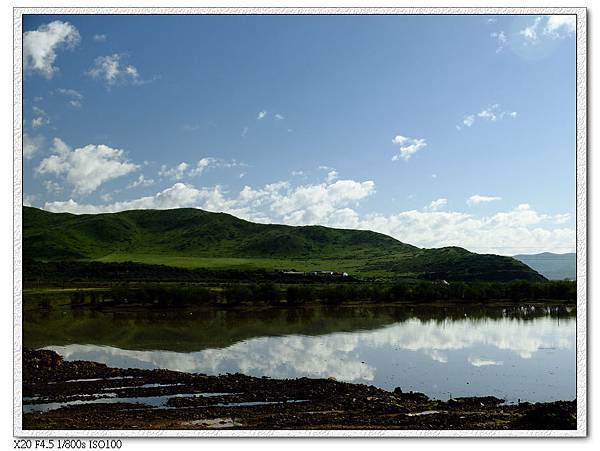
[27,303,576,403]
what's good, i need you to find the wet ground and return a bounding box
[22,349,576,430]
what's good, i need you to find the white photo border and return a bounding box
[13,6,587,438]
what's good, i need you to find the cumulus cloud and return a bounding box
[189,158,219,177]
[544,15,576,38]
[23,133,43,159]
[87,54,146,87]
[45,183,228,214]
[426,198,448,211]
[520,16,543,43]
[127,174,155,189]
[326,170,339,183]
[257,110,267,120]
[391,135,427,161]
[519,15,575,45]
[467,195,502,206]
[458,104,517,130]
[159,162,189,180]
[54,88,83,108]
[159,158,247,180]
[274,113,285,120]
[42,178,573,255]
[36,138,138,195]
[24,21,80,78]
[31,106,50,128]
[45,177,376,228]
[43,180,63,194]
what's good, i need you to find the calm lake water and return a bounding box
[24,302,575,403]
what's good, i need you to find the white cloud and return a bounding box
[31,117,47,128]
[462,115,475,127]
[459,105,517,130]
[189,158,219,177]
[291,170,304,177]
[23,133,43,159]
[490,30,507,53]
[159,158,246,180]
[127,174,155,189]
[519,16,543,43]
[36,138,138,195]
[43,180,63,194]
[159,162,189,180]
[31,106,50,128]
[274,113,285,120]
[426,198,448,212]
[257,111,267,120]
[544,15,576,38]
[24,21,80,78]
[87,54,145,87]
[45,183,228,214]
[518,15,575,46]
[46,177,376,229]
[326,170,338,183]
[467,195,502,206]
[519,15,576,45]
[55,88,83,108]
[42,179,574,255]
[391,135,427,161]
[23,194,37,207]
[93,33,108,42]
[241,126,249,137]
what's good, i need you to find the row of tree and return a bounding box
[64,279,576,308]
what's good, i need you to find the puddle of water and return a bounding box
[33,304,576,403]
[406,410,441,416]
[215,399,309,407]
[63,376,136,383]
[100,382,185,391]
[23,392,239,414]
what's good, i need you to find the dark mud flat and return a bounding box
[22,349,576,430]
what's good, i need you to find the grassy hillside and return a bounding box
[23,206,545,282]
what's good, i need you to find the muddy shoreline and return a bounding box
[22,349,576,430]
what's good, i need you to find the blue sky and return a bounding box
[22,14,577,255]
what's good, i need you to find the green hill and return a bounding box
[22,206,545,282]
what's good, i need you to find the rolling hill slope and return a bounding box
[23,206,545,281]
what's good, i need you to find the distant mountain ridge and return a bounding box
[513,252,576,280]
[23,206,545,282]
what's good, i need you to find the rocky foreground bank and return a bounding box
[22,349,576,430]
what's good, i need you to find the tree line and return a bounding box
[62,279,576,308]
